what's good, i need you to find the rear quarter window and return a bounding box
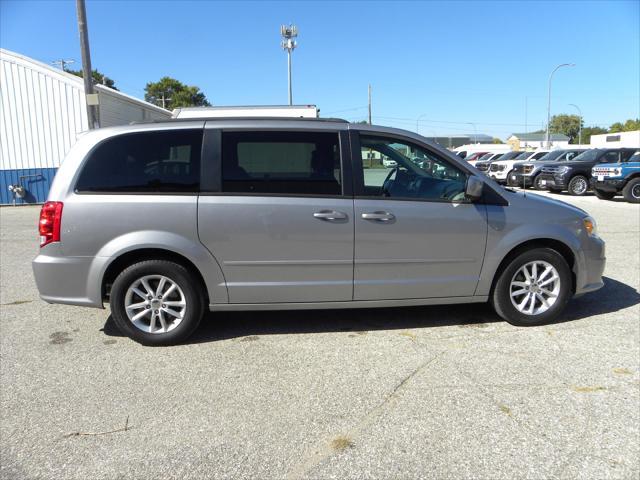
[75,129,202,193]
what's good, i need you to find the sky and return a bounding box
[1,0,639,139]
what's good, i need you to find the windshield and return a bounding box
[529,151,547,160]
[572,149,601,161]
[628,151,640,163]
[536,150,566,162]
[499,151,521,161]
[515,151,532,160]
[478,153,494,160]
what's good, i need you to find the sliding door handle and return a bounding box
[313,210,347,221]
[361,211,395,222]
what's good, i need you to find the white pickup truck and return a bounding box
[488,150,548,184]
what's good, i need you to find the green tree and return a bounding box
[68,68,117,90]
[548,114,582,143]
[144,77,211,110]
[580,126,608,144]
[492,137,503,144]
[609,118,640,132]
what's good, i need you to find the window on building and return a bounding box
[75,130,202,193]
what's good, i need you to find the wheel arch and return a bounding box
[487,238,577,297]
[101,248,211,304]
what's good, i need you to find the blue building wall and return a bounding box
[0,168,58,205]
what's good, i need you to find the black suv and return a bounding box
[509,149,586,189]
[536,148,637,196]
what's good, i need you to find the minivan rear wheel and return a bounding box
[491,248,572,326]
[110,260,204,346]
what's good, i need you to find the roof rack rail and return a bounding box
[130,116,349,125]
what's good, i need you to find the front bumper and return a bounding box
[509,173,535,187]
[489,171,508,183]
[590,178,624,193]
[536,174,567,190]
[575,235,606,296]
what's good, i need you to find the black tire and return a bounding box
[506,171,516,187]
[491,248,572,327]
[567,175,589,196]
[110,260,205,346]
[533,176,546,190]
[594,189,616,200]
[622,178,640,203]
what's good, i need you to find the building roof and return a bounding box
[510,132,569,141]
[0,48,169,115]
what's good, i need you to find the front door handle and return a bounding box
[361,211,395,222]
[313,210,347,221]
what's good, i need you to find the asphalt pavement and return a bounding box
[1,191,638,480]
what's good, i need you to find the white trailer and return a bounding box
[172,105,319,119]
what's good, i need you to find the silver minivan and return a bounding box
[33,118,605,345]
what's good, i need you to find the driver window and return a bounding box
[359,135,467,202]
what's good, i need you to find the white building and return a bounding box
[0,48,171,205]
[507,133,570,151]
[590,130,640,148]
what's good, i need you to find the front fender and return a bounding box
[475,215,585,296]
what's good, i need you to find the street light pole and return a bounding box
[568,103,582,145]
[280,24,298,106]
[416,113,428,133]
[545,63,575,148]
[467,122,478,144]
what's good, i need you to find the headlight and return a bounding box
[557,166,571,174]
[583,216,598,237]
[612,168,622,177]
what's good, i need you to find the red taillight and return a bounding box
[39,201,63,247]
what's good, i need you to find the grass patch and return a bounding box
[613,367,632,375]
[499,405,512,416]
[331,435,354,451]
[571,385,607,393]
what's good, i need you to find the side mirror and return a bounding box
[465,176,484,201]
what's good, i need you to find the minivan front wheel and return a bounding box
[492,248,572,326]
[110,260,204,346]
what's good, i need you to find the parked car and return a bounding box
[33,118,605,345]
[464,152,490,163]
[468,152,502,167]
[489,150,548,185]
[591,150,640,202]
[536,148,637,196]
[382,158,397,168]
[509,149,587,189]
[475,151,517,173]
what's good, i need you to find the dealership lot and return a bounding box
[1,192,638,480]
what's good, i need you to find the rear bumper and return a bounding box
[32,250,105,308]
[590,178,624,193]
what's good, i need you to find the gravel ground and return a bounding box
[1,191,638,480]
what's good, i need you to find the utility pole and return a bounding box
[545,63,575,148]
[76,0,99,129]
[368,84,372,124]
[159,93,172,109]
[52,59,75,72]
[568,103,582,145]
[280,24,298,105]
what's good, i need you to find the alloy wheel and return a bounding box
[509,261,561,315]
[124,275,187,334]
